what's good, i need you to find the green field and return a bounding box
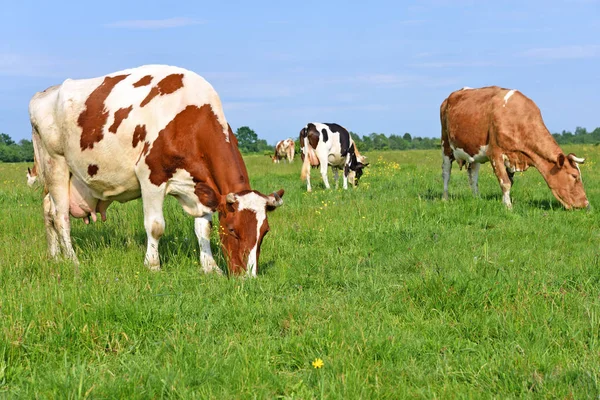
[1,146,600,398]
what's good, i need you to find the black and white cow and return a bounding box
[300,122,368,191]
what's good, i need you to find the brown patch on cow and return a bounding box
[307,130,320,149]
[132,125,147,148]
[140,73,184,107]
[79,74,129,150]
[145,104,234,186]
[88,164,99,177]
[135,141,151,165]
[109,106,133,133]
[133,75,153,88]
[218,206,259,274]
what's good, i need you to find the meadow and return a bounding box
[1,146,600,398]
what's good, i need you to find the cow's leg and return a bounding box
[42,193,60,259]
[44,158,78,263]
[194,214,222,274]
[305,165,312,192]
[491,156,513,209]
[332,167,339,189]
[467,162,481,197]
[140,187,166,270]
[320,163,330,189]
[442,154,453,200]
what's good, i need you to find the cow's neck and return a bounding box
[523,131,562,183]
[209,139,251,196]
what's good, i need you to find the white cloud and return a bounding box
[519,45,600,60]
[106,17,204,29]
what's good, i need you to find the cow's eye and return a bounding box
[228,227,238,238]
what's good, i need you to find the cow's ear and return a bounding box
[27,167,31,175]
[557,153,566,168]
[195,182,219,211]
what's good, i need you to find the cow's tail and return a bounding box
[31,128,44,185]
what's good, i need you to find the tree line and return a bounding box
[0,134,34,162]
[1,126,599,162]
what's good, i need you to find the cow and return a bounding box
[441,86,589,210]
[27,161,38,187]
[272,138,295,163]
[29,65,284,276]
[299,123,368,191]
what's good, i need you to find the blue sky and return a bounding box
[1,0,598,144]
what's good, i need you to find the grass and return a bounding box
[1,145,600,398]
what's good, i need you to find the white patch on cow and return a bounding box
[473,145,488,162]
[451,145,488,164]
[236,192,268,277]
[461,86,473,90]
[503,89,516,107]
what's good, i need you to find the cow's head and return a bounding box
[218,189,284,276]
[346,146,369,186]
[26,165,38,187]
[548,153,589,210]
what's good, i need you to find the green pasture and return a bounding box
[1,146,600,398]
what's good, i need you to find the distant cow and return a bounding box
[27,161,38,187]
[299,123,368,191]
[272,138,295,163]
[441,86,588,209]
[30,65,284,276]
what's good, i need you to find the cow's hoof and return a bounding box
[202,263,223,275]
[146,264,161,272]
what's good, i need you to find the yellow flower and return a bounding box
[312,358,324,369]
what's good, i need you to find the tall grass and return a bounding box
[1,146,600,398]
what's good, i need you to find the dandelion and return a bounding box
[312,358,324,369]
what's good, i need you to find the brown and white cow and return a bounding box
[27,161,38,187]
[441,86,588,209]
[30,65,284,276]
[272,138,295,163]
[300,123,368,191]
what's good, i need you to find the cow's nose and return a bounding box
[586,202,592,212]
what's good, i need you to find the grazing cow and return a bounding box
[27,161,38,187]
[30,65,284,276]
[299,123,368,191]
[441,86,589,209]
[272,138,295,163]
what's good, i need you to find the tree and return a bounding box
[0,133,15,146]
[402,133,412,142]
[235,126,259,153]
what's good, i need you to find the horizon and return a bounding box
[1,0,598,145]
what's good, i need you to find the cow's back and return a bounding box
[442,86,549,157]
[30,65,229,201]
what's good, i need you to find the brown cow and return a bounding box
[441,86,589,209]
[30,65,284,276]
